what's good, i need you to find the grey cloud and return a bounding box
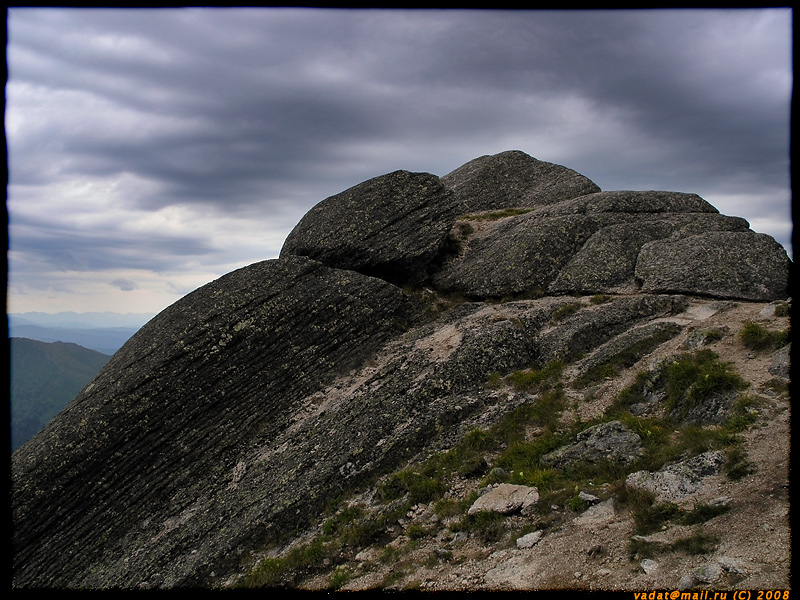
[6,8,792,314]
[111,278,139,291]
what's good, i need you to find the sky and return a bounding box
[5,7,793,319]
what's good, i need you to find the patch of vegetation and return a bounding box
[551,301,584,322]
[629,530,719,559]
[239,538,328,588]
[762,377,789,396]
[773,302,790,317]
[507,360,565,393]
[441,221,476,256]
[461,207,533,221]
[575,325,682,388]
[739,321,789,352]
[659,349,749,417]
[449,509,509,543]
[589,294,613,305]
[616,485,729,538]
[378,468,447,504]
[327,565,353,590]
[685,327,727,348]
[724,393,763,432]
[723,446,753,480]
[679,501,730,525]
[671,530,720,555]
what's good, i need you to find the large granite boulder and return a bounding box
[441,149,600,211]
[280,170,460,286]
[635,230,792,301]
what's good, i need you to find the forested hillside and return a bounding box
[10,338,110,451]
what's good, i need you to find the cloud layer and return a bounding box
[6,8,792,315]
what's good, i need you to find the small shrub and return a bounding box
[589,294,613,305]
[725,394,763,432]
[568,487,588,512]
[241,557,287,588]
[724,446,753,480]
[612,370,653,412]
[551,301,583,322]
[739,321,789,352]
[327,566,353,590]
[679,502,730,525]
[671,531,719,555]
[378,469,445,504]
[322,504,365,536]
[774,302,790,317]
[660,349,749,416]
[451,509,508,543]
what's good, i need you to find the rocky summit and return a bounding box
[11,151,792,590]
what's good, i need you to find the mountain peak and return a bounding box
[12,152,791,590]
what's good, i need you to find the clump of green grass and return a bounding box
[239,538,328,588]
[723,446,753,480]
[507,360,565,392]
[629,530,719,559]
[378,468,447,504]
[551,301,583,322]
[589,294,613,305]
[671,531,720,555]
[774,302,790,317]
[327,565,353,590]
[659,349,749,417]
[449,509,509,543]
[679,502,730,525]
[739,321,789,352]
[616,484,729,538]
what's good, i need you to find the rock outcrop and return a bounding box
[11,151,792,590]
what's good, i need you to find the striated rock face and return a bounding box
[12,256,417,588]
[11,151,792,589]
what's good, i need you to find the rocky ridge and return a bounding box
[11,151,791,590]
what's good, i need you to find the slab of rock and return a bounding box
[441,150,600,212]
[516,530,544,548]
[625,450,727,502]
[468,484,540,515]
[635,231,791,301]
[549,213,750,294]
[541,420,644,469]
[281,170,459,286]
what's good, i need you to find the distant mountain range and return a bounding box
[10,337,112,452]
[8,311,154,355]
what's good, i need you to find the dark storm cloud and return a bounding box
[6,8,792,314]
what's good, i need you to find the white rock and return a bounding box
[516,530,544,549]
[468,483,539,515]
